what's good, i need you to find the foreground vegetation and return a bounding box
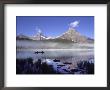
[16,58,94,74]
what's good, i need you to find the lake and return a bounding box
[16,40,94,74]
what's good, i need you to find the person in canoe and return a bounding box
[34,51,44,54]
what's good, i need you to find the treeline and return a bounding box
[16,58,56,74]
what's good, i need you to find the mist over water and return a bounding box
[17,40,94,59]
[17,40,94,49]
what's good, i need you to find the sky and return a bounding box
[16,16,94,39]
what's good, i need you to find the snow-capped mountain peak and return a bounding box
[16,28,94,43]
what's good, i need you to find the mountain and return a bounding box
[16,28,94,43]
[17,31,48,40]
[55,28,94,43]
[31,34,47,40]
[16,34,31,40]
[30,31,47,40]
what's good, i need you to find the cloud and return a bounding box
[69,21,80,28]
[35,26,42,33]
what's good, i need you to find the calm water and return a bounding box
[17,49,94,60]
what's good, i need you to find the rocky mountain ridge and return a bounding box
[16,28,94,43]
